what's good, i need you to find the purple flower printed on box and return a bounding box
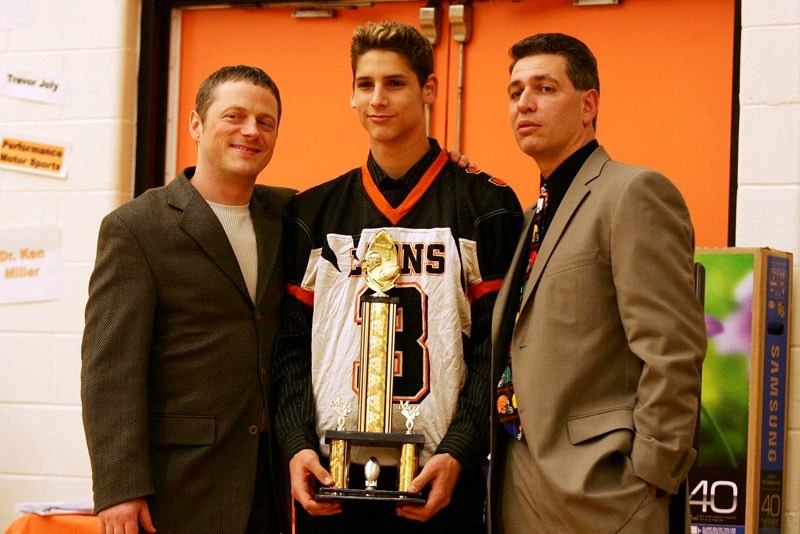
[706,272,753,356]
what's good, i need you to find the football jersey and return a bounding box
[286,150,521,465]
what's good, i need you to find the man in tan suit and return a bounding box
[488,33,706,533]
[81,65,294,533]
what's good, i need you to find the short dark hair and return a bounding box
[509,33,599,94]
[351,21,433,87]
[194,65,282,124]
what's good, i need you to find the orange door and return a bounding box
[176,0,734,246]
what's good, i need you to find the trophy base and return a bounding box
[316,487,425,504]
[317,430,426,504]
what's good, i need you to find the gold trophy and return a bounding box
[317,230,425,504]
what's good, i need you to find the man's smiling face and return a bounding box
[190,80,280,183]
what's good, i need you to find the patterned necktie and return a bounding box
[496,180,549,441]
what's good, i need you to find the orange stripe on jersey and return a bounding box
[287,283,314,307]
[361,150,448,225]
[468,278,503,303]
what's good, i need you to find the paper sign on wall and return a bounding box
[0,65,67,104]
[0,132,71,178]
[0,225,61,304]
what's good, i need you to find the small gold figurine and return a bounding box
[399,400,420,434]
[331,396,353,431]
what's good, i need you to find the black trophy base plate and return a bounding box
[323,429,425,446]
[316,486,426,504]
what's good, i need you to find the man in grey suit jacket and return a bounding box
[81,65,294,533]
[488,34,706,533]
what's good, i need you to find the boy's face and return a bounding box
[350,50,436,147]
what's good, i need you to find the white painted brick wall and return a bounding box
[0,0,138,528]
[738,105,800,185]
[742,0,800,34]
[740,27,800,105]
[740,0,800,531]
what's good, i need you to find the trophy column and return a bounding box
[358,294,396,433]
[328,398,352,489]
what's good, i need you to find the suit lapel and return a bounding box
[168,176,252,305]
[492,208,535,340]
[251,188,283,307]
[491,207,535,383]
[518,147,610,313]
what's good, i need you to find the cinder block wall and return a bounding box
[0,0,139,528]
[0,0,798,530]
[737,0,800,531]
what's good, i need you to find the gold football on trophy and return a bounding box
[362,230,401,296]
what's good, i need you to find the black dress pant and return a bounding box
[246,432,279,534]
[295,462,486,534]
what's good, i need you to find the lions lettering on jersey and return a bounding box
[348,241,446,277]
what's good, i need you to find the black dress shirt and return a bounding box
[367,138,442,208]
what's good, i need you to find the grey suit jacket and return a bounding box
[488,147,706,533]
[81,170,295,533]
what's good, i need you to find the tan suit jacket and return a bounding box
[488,147,706,533]
[82,171,294,533]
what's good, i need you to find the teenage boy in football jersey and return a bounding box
[273,20,523,534]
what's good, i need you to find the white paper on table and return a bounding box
[14,496,93,516]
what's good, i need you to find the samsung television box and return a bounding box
[690,248,792,534]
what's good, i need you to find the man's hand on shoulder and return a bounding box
[396,452,462,522]
[98,497,155,534]
[289,449,343,516]
[447,149,479,172]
